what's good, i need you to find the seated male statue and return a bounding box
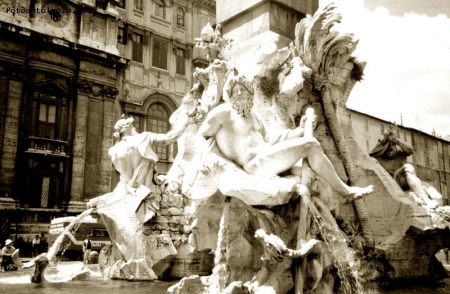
[370,124,442,208]
[196,73,373,200]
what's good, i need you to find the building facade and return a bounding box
[0,0,215,251]
[350,109,450,205]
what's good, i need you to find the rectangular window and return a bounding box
[96,0,108,10]
[364,118,369,131]
[404,131,407,142]
[381,123,384,134]
[440,183,448,205]
[176,48,186,75]
[132,33,143,63]
[155,0,166,18]
[134,0,142,11]
[118,27,126,44]
[425,154,430,167]
[148,118,169,160]
[41,177,50,208]
[152,39,168,70]
[90,228,110,238]
[37,103,57,139]
[438,154,444,170]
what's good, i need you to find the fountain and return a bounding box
[46,208,94,262]
[11,2,450,294]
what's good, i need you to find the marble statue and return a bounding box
[195,23,232,62]
[370,124,442,209]
[195,72,373,200]
[23,253,91,283]
[78,2,450,292]
[89,114,194,223]
[85,113,193,280]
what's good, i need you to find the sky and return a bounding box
[324,0,450,137]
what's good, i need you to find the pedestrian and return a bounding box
[82,236,92,264]
[1,239,17,271]
[444,248,449,265]
[32,235,41,257]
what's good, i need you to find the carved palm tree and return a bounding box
[294,4,373,240]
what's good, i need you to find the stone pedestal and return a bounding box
[216,0,318,78]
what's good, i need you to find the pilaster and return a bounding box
[99,98,115,194]
[70,86,90,202]
[0,76,23,200]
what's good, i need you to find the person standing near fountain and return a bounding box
[32,235,41,258]
[82,236,92,265]
[196,73,373,200]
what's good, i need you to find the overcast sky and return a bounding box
[325,0,450,137]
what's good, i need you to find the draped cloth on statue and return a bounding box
[184,113,298,206]
[109,132,160,224]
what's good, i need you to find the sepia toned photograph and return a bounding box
[0,0,449,293]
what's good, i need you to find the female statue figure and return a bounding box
[90,112,194,224]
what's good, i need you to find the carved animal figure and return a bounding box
[23,253,91,283]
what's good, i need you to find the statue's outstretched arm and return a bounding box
[154,113,193,145]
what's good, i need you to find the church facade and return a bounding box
[0,0,215,250]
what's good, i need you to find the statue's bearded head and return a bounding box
[113,117,136,139]
[227,75,254,118]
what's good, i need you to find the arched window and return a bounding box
[147,102,170,160]
[155,0,166,19]
[177,7,185,26]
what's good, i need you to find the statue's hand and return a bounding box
[299,115,318,130]
[312,115,318,130]
[299,116,307,128]
[198,155,226,175]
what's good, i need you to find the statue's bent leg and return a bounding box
[247,137,373,199]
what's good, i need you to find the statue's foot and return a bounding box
[347,185,373,201]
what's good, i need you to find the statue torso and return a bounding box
[215,107,268,171]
